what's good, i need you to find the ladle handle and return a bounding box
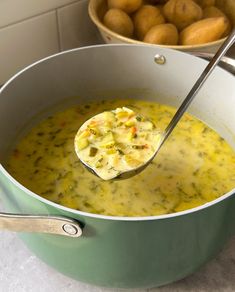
[191,53,235,75]
[161,29,235,146]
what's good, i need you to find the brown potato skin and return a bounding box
[163,0,203,30]
[108,0,142,13]
[133,5,165,40]
[103,9,134,38]
[202,6,231,36]
[156,4,164,14]
[179,17,230,45]
[216,0,235,26]
[143,23,179,45]
[202,6,226,18]
[197,0,215,7]
[143,0,168,3]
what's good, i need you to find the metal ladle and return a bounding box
[76,29,235,180]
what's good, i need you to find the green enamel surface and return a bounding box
[1,170,235,288]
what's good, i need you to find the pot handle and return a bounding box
[0,212,82,237]
[190,52,235,75]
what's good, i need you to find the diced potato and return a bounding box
[125,119,136,127]
[142,121,154,130]
[106,148,117,154]
[124,155,142,167]
[103,121,112,129]
[127,132,134,140]
[122,107,134,113]
[76,138,89,150]
[103,111,116,122]
[115,107,135,120]
[100,132,116,148]
[102,132,115,142]
[101,141,116,148]
[116,111,130,119]
[77,130,90,139]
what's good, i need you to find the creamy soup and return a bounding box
[6,99,235,217]
[75,107,161,180]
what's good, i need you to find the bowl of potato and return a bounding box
[89,0,235,52]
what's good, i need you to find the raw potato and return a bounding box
[133,5,165,40]
[143,23,179,45]
[216,0,235,26]
[144,0,168,3]
[197,0,215,7]
[179,17,230,45]
[108,0,142,13]
[103,9,134,38]
[156,4,164,14]
[163,0,203,30]
[202,6,227,18]
[202,6,231,36]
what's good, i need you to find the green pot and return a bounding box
[0,45,235,289]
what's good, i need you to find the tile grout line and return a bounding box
[55,9,62,52]
[0,0,80,30]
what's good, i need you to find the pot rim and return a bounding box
[0,44,235,222]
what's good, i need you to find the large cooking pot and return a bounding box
[0,45,235,289]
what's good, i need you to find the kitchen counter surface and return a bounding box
[1,45,235,292]
[0,200,235,292]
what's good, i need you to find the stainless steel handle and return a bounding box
[191,52,235,75]
[159,30,235,150]
[0,212,82,237]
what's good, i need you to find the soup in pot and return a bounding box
[6,99,235,217]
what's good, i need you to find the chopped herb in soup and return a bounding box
[75,107,161,180]
[6,99,235,217]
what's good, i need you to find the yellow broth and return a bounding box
[6,99,235,217]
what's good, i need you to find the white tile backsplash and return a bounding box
[0,0,102,84]
[0,12,59,84]
[0,0,78,28]
[57,0,102,50]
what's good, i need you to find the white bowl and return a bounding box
[88,0,233,53]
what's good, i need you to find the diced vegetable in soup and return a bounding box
[75,107,162,180]
[6,99,235,217]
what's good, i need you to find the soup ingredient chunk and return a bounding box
[74,107,161,180]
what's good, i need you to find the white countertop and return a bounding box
[0,201,235,292]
